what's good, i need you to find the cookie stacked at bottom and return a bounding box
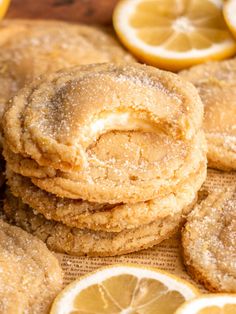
[3,63,207,256]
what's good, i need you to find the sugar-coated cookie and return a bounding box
[180,59,236,171]
[182,189,236,292]
[0,219,63,313]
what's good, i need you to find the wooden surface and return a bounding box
[6,0,119,25]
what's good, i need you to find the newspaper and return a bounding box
[56,169,236,290]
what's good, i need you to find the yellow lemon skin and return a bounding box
[0,0,10,20]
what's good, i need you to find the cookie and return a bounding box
[3,63,205,203]
[3,190,196,257]
[0,19,134,121]
[0,219,63,313]
[180,59,236,171]
[182,189,236,292]
[6,159,206,232]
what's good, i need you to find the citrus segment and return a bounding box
[223,0,236,38]
[113,0,236,71]
[50,264,199,314]
[102,274,138,309]
[175,294,236,314]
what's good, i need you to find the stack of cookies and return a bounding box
[3,63,207,256]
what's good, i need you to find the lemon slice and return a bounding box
[175,294,236,314]
[223,0,236,38]
[50,264,199,314]
[0,0,10,20]
[113,0,236,71]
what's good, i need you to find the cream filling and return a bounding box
[90,112,157,135]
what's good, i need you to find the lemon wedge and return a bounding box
[175,294,236,314]
[50,264,199,314]
[113,0,236,71]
